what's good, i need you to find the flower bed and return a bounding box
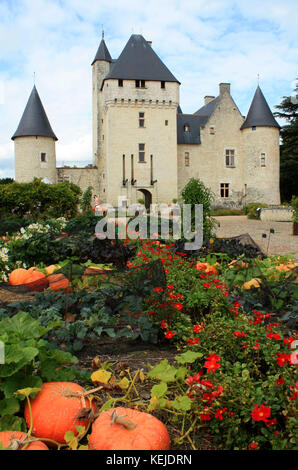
[0,222,297,450]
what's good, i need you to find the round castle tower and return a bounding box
[12,85,57,184]
[241,85,280,205]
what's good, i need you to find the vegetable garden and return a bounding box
[0,214,297,451]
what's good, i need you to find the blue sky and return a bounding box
[0,0,297,178]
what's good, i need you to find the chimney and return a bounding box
[147,41,152,47]
[219,83,231,95]
[204,96,215,105]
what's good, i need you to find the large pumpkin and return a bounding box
[88,407,170,450]
[0,431,48,450]
[9,268,30,286]
[47,273,70,292]
[25,271,49,292]
[24,382,97,445]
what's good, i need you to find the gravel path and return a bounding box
[214,215,298,258]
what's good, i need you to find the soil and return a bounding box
[74,339,214,450]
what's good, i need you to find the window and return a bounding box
[184,124,190,132]
[210,127,215,135]
[161,81,165,89]
[261,153,266,167]
[136,80,145,88]
[225,149,235,167]
[40,153,46,162]
[252,126,256,131]
[118,79,123,87]
[139,112,145,127]
[165,120,168,126]
[139,143,145,162]
[185,152,190,167]
[220,183,229,198]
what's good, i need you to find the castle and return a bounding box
[12,34,281,209]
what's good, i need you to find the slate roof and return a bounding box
[91,39,112,65]
[194,96,220,116]
[177,114,208,144]
[104,34,180,83]
[12,86,57,141]
[240,86,280,130]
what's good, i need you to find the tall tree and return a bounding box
[274,80,298,202]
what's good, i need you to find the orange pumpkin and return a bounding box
[25,271,49,292]
[196,261,209,272]
[82,266,104,280]
[9,268,30,286]
[24,382,97,446]
[89,407,170,450]
[205,264,219,275]
[27,266,40,273]
[0,431,48,450]
[243,278,262,290]
[47,273,70,292]
[45,264,61,275]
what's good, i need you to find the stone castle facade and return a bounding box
[12,34,281,209]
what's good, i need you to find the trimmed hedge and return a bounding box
[0,179,81,220]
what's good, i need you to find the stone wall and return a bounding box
[260,207,294,222]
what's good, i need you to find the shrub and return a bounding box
[181,178,216,240]
[242,203,268,219]
[79,186,93,214]
[0,179,81,220]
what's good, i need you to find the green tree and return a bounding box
[181,177,216,240]
[274,80,298,202]
[79,186,93,214]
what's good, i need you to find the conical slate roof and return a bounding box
[91,39,112,65]
[104,34,180,83]
[12,86,57,141]
[240,86,280,130]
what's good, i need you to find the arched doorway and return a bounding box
[137,189,152,211]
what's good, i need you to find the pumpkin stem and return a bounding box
[110,409,137,430]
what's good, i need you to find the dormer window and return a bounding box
[184,124,190,132]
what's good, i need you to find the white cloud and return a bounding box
[0,0,297,177]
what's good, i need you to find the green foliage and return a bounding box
[0,218,34,237]
[0,311,87,431]
[181,177,216,240]
[211,209,243,216]
[0,178,14,185]
[79,186,93,214]
[274,80,298,202]
[242,202,268,219]
[291,196,298,222]
[0,179,81,220]
[147,308,297,450]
